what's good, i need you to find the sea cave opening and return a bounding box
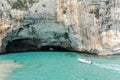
[5,39,73,53]
[39,46,73,52]
[6,39,39,53]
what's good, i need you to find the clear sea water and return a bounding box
[0,52,120,80]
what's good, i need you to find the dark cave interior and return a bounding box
[5,39,73,53]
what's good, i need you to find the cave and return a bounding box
[39,46,73,52]
[6,39,40,53]
[5,39,73,53]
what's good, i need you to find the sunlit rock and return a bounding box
[0,0,120,55]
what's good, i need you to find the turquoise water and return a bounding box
[0,52,120,80]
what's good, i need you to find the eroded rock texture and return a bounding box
[0,0,120,55]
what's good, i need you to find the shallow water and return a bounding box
[0,52,120,80]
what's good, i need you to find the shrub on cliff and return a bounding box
[7,0,38,10]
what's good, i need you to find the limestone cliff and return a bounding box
[0,0,120,55]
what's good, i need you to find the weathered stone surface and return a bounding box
[0,0,120,55]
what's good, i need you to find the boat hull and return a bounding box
[77,58,93,64]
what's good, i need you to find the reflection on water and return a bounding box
[64,53,77,57]
[23,64,43,71]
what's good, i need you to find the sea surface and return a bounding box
[0,52,120,80]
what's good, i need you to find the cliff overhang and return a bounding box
[0,0,120,56]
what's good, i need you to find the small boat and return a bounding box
[77,58,93,64]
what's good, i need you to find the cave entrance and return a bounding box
[5,39,73,53]
[6,39,40,53]
[39,46,73,52]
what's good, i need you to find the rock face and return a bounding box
[0,0,120,55]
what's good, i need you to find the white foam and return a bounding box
[94,63,120,72]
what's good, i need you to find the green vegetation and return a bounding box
[105,1,109,5]
[7,0,38,10]
[90,8,99,19]
[94,8,99,19]
[63,8,67,14]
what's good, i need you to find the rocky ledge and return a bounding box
[0,0,120,55]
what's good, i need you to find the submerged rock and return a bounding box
[0,0,120,55]
[0,60,22,80]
